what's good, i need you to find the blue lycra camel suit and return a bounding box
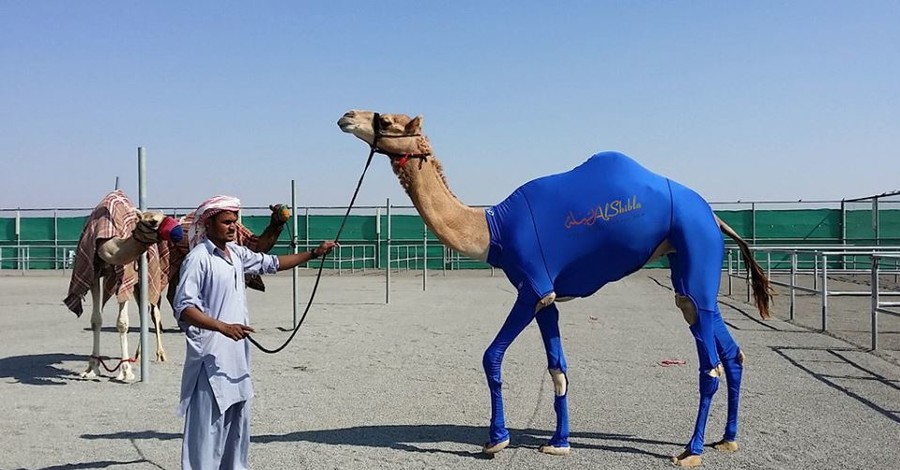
[483,151,742,455]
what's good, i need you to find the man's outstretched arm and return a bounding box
[276,240,337,271]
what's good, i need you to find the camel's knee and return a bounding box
[116,315,129,333]
[699,370,721,397]
[535,292,556,313]
[675,294,697,325]
[482,348,503,384]
[707,363,725,378]
[549,368,567,396]
[89,309,103,331]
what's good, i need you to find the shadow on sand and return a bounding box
[773,345,900,424]
[0,353,88,386]
[81,425,679,460]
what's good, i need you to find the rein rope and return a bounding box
[90,353,137,373]
[247,113,430,354]
[246,142,379,354]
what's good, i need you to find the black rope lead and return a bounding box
[247,147,377,354]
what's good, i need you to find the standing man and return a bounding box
[174,195,335,469]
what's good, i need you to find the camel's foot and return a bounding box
[482,439,510,454]
[80,360,101,379]
[538,444,571,455]
[712,440,739,452]
[156,349,167,362]
[116,364,135,382]
[671,450,702,467]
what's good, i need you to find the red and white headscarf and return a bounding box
[188,195,241,248]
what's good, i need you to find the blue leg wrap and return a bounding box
[549,393,570,447]
[688,372,719,455]
[721,353,743,441]
[483,347,510,445]
[482,294,538,446]
[536,306,570,449]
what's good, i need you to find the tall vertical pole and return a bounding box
[137,147,150,383]
[422,224,427,291]
[385,198,391,304]
[292,180,299,329]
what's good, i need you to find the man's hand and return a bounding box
[217,322,255,341]
[311,240,338,258]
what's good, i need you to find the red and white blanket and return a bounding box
[64,190,167,316]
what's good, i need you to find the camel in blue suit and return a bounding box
[339,110,773,467]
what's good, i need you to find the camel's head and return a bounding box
[337,110,431,160]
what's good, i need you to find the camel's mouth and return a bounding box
[337,116,376,146]
[337,116,359,133]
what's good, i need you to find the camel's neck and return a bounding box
[396,157,489,261]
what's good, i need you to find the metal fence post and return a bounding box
[385,198,391,304]
[727,249,733,296]
[375,207,381,270]
[422,224,427,291]
[745,260,751,305]
[871,256,879,350]
[813,255,819,291]
[821,254,828,331]
[790,251,797,321]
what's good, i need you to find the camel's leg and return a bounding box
[115,301,135,382]
[81,280,104,379]
[482,292,539,454]
[670,290,722,468]
[713,335,744,452]
[666,188,740,467]
[535,305,571,455]
[151,303,167,362]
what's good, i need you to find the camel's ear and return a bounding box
[406,115,423,134]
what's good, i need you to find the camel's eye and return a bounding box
[379,116,392,129]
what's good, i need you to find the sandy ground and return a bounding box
[1,269,898,470]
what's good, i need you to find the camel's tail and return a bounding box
[715,215,774,319]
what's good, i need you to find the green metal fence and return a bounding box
[2,205,899,271]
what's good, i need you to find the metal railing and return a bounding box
[870,254,900,350]
[0,244,79,272]
[725,245,900,349]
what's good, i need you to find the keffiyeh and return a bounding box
[188,195,241,248]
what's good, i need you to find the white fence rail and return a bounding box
[725,245,900,350]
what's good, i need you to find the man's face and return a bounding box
[205,210,238,245]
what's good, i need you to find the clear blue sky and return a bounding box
[2,1,898,210]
